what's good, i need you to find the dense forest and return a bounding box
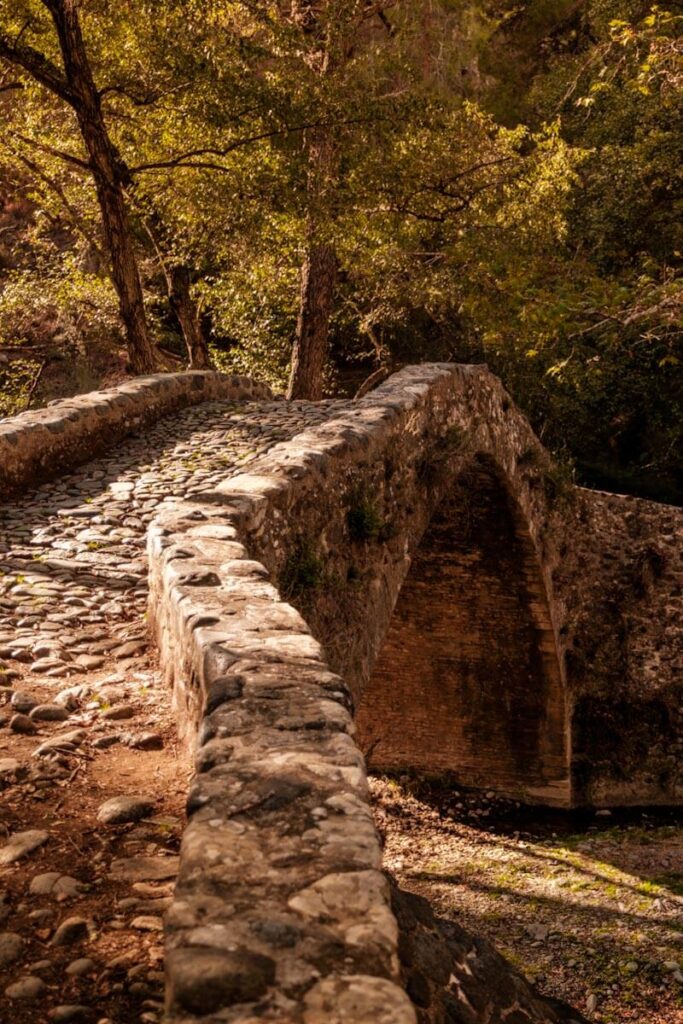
[0,1,681,501]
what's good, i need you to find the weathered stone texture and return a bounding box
[357,460,567,798]
[0,371,271,496]
[147,361,681,1023]
[564,488,683,805]
[148,364,683,1019]
[391,881,588,1024]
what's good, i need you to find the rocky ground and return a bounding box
[373,775,683,1024]
[0,397,341,1024]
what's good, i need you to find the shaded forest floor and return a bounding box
[372,775,683,1024]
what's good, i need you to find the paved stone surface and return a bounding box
[0,396,344,1023]
[0,398,342,701]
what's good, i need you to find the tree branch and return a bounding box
[0,33,76,105]
[129,116,379,174]
[12,131,91,170]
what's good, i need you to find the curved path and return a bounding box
[0,396,343,1023]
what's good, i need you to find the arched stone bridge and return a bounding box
[1,364,681,1023]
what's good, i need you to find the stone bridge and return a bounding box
[0,364,681,1024]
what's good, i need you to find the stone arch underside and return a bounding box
[356,457,569,805]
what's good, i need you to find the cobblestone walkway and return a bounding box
[0,397,342,1023]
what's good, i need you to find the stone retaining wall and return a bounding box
[0,371,271,497]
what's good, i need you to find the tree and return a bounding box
[0,0,214,372]
[0,1,158,373]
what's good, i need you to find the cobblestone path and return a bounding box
[0,397,342,1024]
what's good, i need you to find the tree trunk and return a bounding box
[288,240,336,399]
[46,1,157,374]
[168,264,211,369]
[287,119,338,400]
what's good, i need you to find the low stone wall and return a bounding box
[565,488,683,805]
[0,371,271,497]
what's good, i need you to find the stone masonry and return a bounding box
[0,363,680,1023]
[147,362,681,1022]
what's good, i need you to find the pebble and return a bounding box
[29,959,53,972]
[101,705,135,721]
[10,713,37,734]
[53,876,84,899]
[66,958,95,977]
[0,931,22,968]
[29,703,70,722]
[5,975,47,1000]
[30,872,61,895]
[31,657,67,673]
[109,856,179,882]
[34,729,86,757]
[130,915,163,932]
[92,735,120,749]
[125,731,164,751]
[55,685,90,710]
[10,692,36,713]
[50,1006,93,1022]
[97,795,156,825]
[0,829,49,866]
[51,917,90,946]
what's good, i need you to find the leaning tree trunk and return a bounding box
[168,264,211,369]
[47,0,157,375]
[287,125,338,400]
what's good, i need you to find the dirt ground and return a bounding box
[372,774,683,1024]
[0,649,190,1024]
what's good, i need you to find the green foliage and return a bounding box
[0,0,679,500]
[0,357,41,416]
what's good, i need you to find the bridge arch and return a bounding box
[356,453,569,804]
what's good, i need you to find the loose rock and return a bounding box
[5,976,47,1000]
[0,931,22,968]
[96,795,156,826]
[51,917,90,947]
[0,829,48,866]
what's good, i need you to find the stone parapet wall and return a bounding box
[0,371,272,497]
[147,363,565,1022]
[147,461,421,1018]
